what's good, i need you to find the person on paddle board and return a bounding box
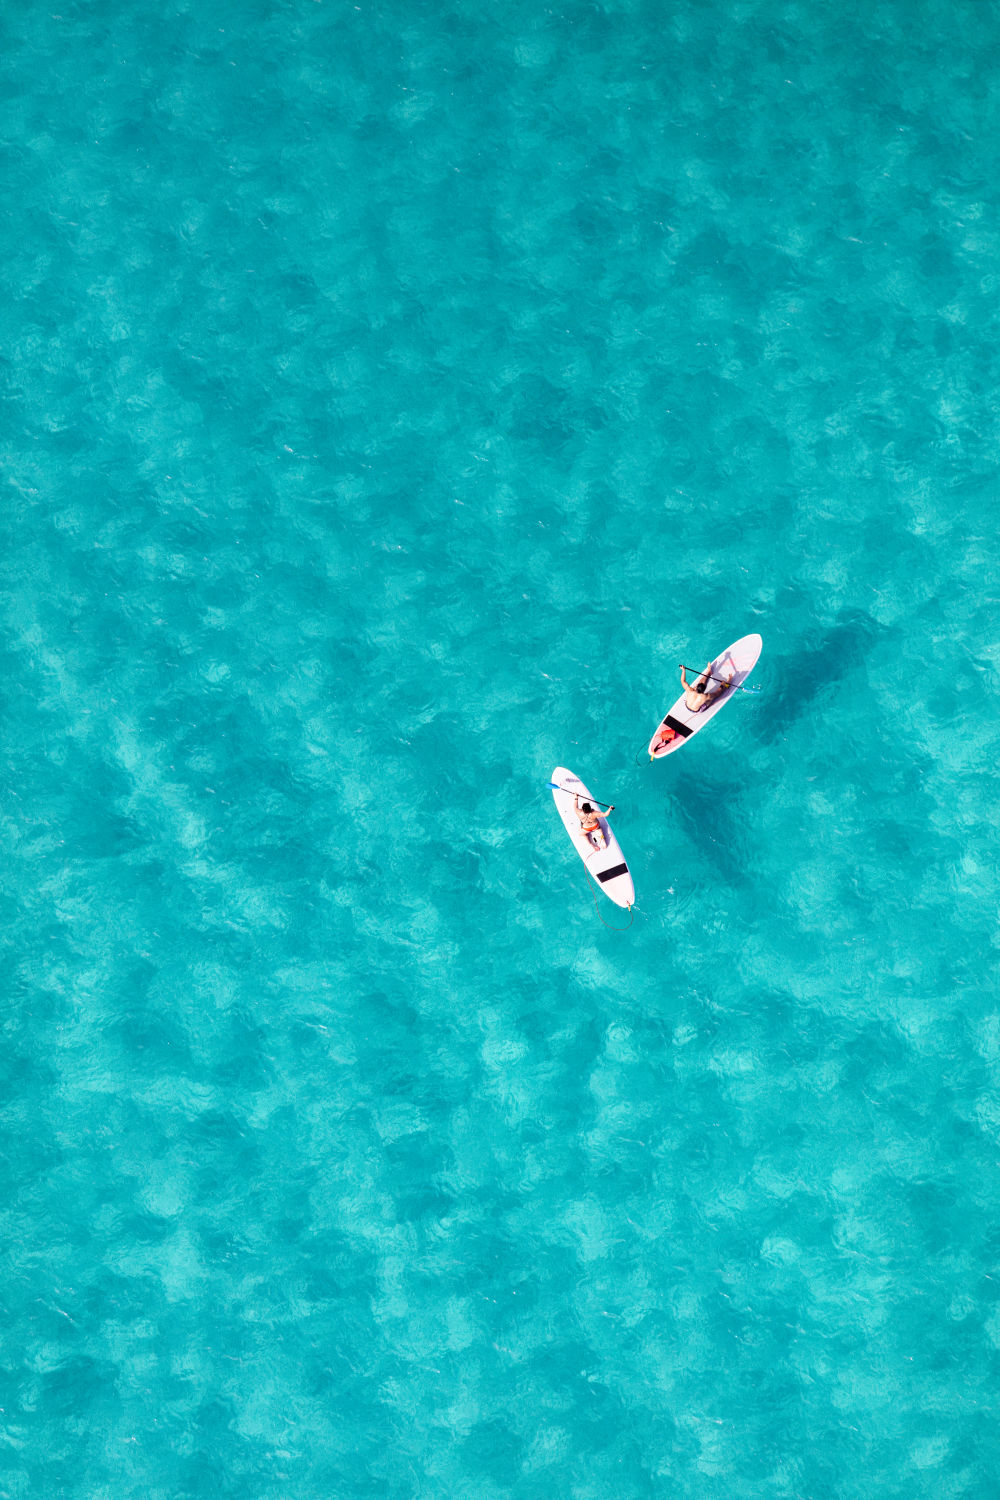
[681,661,732,712]
[574,795,613,850]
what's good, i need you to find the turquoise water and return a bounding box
[3,0,1000,1493]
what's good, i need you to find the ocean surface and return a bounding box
[2,0,1000,1494]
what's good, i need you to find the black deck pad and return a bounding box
[596,862,630,884]
[663,715,693,738]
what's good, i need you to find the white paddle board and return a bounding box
[647,633,762,759]
[550,766,635,909]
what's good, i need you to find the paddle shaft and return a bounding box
[679,664,759,693]
[547,782,614,810]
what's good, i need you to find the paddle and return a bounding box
[547,782,614,810]
[679,664,762,694]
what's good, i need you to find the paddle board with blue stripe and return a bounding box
[550,766,635,909]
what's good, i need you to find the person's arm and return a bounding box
[680,666,689,688]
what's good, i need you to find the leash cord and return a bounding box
[585,869,634,931]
